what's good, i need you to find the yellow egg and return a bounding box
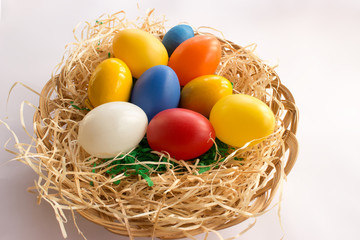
[112,29,168,79]
[209,94,276,147]
[180,75,233,117]
[88,58,132,108]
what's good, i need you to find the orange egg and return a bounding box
[168,35,221,86]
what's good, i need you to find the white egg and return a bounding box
[78,101,148,158]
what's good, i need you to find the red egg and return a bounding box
[168,35,222,86]
[147,108,215,160]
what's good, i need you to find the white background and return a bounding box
[1,0,360,239]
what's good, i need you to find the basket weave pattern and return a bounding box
[31,15,298,239]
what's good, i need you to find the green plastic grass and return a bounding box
[99,137,243,186]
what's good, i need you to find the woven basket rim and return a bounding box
[33,32,299,239]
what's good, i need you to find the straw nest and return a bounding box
[14,10,298,239]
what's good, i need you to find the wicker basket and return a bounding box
[31,13,298,239]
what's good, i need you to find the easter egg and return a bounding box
[78,102,148,158]
[168,35,221,86]
[180,75,233,117]
[131,65,180,121]
[147,108,215,160]
[112,29,168,79]
[209,94,275,147]
[162,24,194,57]
[88,58,132,108]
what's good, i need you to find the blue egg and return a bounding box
[130,65,180,121]
[162,24,194,57]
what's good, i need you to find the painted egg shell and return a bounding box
[78,102,148,158]
[112,29,168,79]
[130,65,180,121]
[88,58,132,108]
[209,94,276,147]
[180,75,233,117]
[162,24,194,57]
[147,108,215,160]
[168,35,221,86]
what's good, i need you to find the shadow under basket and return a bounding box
[31,16,299,239]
